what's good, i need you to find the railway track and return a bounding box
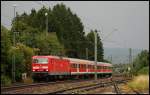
[1,75,132,94]
[1,78,109,93]
[112,80,121,94]
[48,79,129,94]
[122,80,141,94]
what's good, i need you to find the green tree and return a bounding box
[52,3,85,58]
[132,50,149,75]
[35,32,64,55]
[1,25,12,76]
[35,6,48,32]
[86,30,104,61]
[7,43,35,80]
[10,3,104,61]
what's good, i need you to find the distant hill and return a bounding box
[104,47,142,64]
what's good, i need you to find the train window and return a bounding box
[102,66,104,69]
[99,66,102,69]
[106,67,108,69]
[81,64,83,68]
[109,67,112,70]
[104,66,106,69]
[99,66,101,69]
[83,64,84,68]
[76,64,79,68]
[33,59,38,63]
[74,64,76,68]
[97,66,100,69]
[33,58,48,64]
[72,64,77,68]
[92,65,94,69]
[103,66,105,69]
[89,65,91,69]
[81,64,84,69]
[100,66,102,69]
[71,64,74,68]
[106,66,108,69]
[90,65,92,69]
[80,64,82,68]
[82,64,84,68]
[76,64,78,68]
[73,64,75,68]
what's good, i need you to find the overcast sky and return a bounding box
[1,1,149,50]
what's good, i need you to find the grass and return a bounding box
[127,75,149,91]
[22,77,33,84]
[1,75,12,86]
[138,66,149,75]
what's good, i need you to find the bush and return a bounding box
[127,75,149,91]
[1,75,12,86]
[138,66,149,75]
[7,43,35,80]
[22,77,33,84]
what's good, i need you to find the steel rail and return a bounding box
[48,79,128,94]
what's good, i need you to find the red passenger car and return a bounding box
[32,55,112,80]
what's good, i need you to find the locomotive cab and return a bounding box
[32,57,49,72]
[32,57,49,80]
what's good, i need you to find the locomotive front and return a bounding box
[32,56,49,79]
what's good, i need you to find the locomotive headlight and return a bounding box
[33,69,35,71]
[33,66,39,69]
[46,69,48,71]
[42,66,48,69]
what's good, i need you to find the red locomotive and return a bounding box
[32,55,112,80]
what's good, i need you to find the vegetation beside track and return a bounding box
[22,77,34,84]
[127,75,149,91]
[1,3,107,86]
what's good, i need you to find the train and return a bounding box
[32,55,112,81]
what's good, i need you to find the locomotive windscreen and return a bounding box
[32,58,48,64]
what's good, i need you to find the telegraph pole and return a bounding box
[45,12,48,36]
[129,48,132,65]
[94,31,97,81]
[12,4,17,83]
[110,55,112,63]
[129,48,132,77]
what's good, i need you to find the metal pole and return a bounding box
[111,55,112,63]
[86,48,88,60]
[129,48,132,66]
[12,4,17,83]
[94,31,97,81]
[45,12,48,36]
[129,48,132,77]
[46,13,48,34]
